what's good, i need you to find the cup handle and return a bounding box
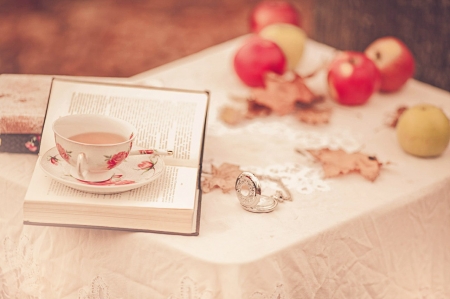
[76,153,87,180]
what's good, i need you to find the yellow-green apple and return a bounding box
[259,23,307,70]
[249,0,301,33]
[364,36,415,92]
[233,36,286,87]
[396,104,450,157]
[327,51,380,105]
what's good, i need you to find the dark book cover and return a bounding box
[0,133,41,154]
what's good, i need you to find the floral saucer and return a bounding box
[40,147,165,194]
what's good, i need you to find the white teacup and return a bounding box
[53,114,136,182]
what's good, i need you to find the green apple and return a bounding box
[396,104,450,157]
[259,23,307,70]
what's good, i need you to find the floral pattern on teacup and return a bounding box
[42,147,165,193]
[56,143,72,162]
[47,152,137,186]
[129,133,134,150]
[105,151,129,169]
[48,155,59,165]
[137,157,158,174]
[138,149,155,155]
[78,174,135,186]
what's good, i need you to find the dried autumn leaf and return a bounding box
[220,106,245,125]
[295,107,332,125]
[307,149,382,181]
[220,99,273,125]
[251,71,319,116]
[201,163,242,193]
[245,99,272,119]
[386,105,408,128]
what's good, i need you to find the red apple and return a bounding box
[249,0,301,33]
[233,36,286,87]
[364,36,415,92]
[327,51,380,106]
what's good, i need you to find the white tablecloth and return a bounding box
[1,36,450,299]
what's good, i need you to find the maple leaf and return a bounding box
[251,71,319,116]
[295,107,332,125]
[245,99,272,119]
[386,105,408,128]
[307,149,382,181]
[219,106,245,125]
[219,100,272,125]
[201,163,242,193]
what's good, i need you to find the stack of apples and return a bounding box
[234,1,416,105]
[327,36,416,106]
[233,0,307,87]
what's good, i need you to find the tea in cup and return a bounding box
[52,114,136,182]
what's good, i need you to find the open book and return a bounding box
[23,78,209,235]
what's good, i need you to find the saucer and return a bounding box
[40,147,165,194]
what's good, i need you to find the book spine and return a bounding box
[0,134,41,154]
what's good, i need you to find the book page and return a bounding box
[41,79,208,166]
[28,78,208,210]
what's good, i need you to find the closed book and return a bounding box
[0,74,51,154]
[0,74,126,154]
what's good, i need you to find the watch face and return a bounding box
[235,171,261,208]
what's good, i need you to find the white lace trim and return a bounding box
[78,276,113,299]
[167,277,289,299]
[0,235,42,299]
[250,283,289,299]
[168,277,213,299]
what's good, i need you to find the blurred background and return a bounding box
[0,0,448,90]
[0,0,313,77]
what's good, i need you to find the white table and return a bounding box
[1,36,450,299]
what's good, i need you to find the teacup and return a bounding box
[52,114,136,182]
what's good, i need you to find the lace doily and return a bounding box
[205,116,365,195]
[242,162,330,195]
[208,116,363,154]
